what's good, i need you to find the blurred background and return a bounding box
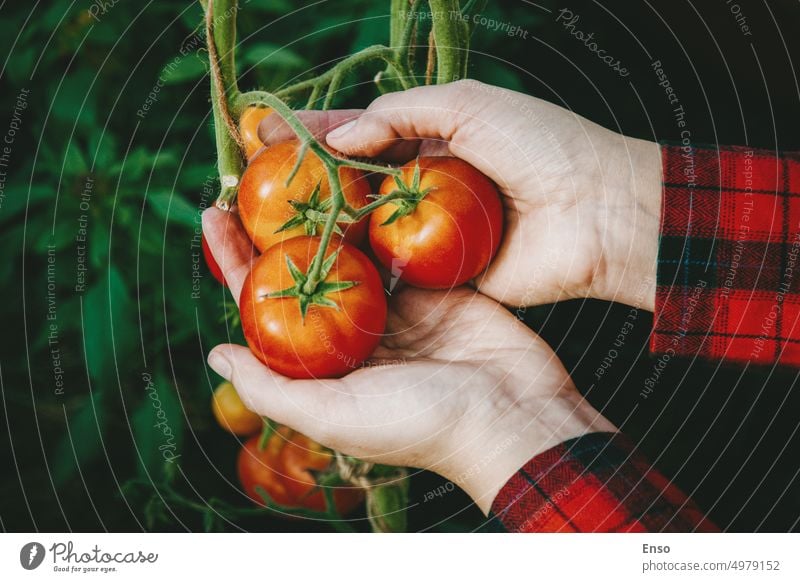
[1,0,799,532]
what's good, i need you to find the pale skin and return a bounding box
[204,80,662,514]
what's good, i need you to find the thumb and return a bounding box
[325,80,484,163]
[207,344,350,450]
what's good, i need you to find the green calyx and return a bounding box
[265,248,357,320]
[275,181,353,238]
[379,160,434,226]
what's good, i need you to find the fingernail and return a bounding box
[327,120,356,140]
[208,350,231,379]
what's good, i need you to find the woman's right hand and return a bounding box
[260,80,663,311]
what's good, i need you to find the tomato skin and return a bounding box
[239,236,386,379]
[202,234,227,286]
[239,106,272,160]
[369,157,504,289]
[211,381,262,436]
[237,428,363,515]
[238,141,371,252]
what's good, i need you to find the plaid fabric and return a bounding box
[653,144,800,365]
[490,432,718,532]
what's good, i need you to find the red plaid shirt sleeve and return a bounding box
[490,432,718,532]
[653,144,800,365]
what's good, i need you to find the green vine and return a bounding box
[206,0,243,210]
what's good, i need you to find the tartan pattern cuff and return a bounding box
[490,432,718,532]
[653,144,800,365]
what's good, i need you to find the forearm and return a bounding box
[488,431,718,532]
[652,143,800,366]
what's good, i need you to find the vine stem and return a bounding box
[428,0,469,83]
[207,0,244,210]
[275,45,414,104]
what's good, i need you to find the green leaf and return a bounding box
[160,54,208,85]
[35,219,75,253]
[257,419,275,451]
[311,295,339,310]
[88,129,118,170]
[242,0,294,14]
[149,189,200,229]
[52,389,106,486]
[90,219,110,269]
[112,147,178,182]
[5,46,35,85]
[51,68,97,130]
[64,141,89,176]
[316,280,357,295]
[83,267,134,383]
[319,247,341,280]
[284,254,305,283]
[298,294,311,319]
[274,214,305,234]
[0,184,55,224]
[380,206,408,226]
[131,372,184,481]
[241,43,307,69]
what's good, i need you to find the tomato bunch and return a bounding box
[237,427,363,515]
[233,134,504,379]
[210,381,362,516]
[208,114,504,523]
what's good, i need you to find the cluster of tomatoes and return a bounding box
[204,105,503,515]
[211,381,363,515]
[209,105,505,379]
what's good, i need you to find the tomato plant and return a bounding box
[239,235,387,379]
[369,157,504,289]
[237,141,371,252]
[239,105,272,160]
[237,427,363,515]
[211,381,262,436]
[201,234,227,287]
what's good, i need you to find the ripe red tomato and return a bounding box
[239,236,386,379]
[369,157,504,289]
[201,234,227,286]
[211,381,262,436]
[238,141,371,252]
[239,106,272,160]
[237,427,363,515]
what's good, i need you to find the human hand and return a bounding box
[259,80,662,310]
[202,208,615,513]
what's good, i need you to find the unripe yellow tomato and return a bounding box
[211,382,263,436]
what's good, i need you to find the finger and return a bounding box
[325,82,480,162]
[258,109,364,147]
[418,140,450,157]
[207,344,344,447]
[202,208,256,305]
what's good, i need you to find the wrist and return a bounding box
[599,136,662,311]
[436,383,617,515]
